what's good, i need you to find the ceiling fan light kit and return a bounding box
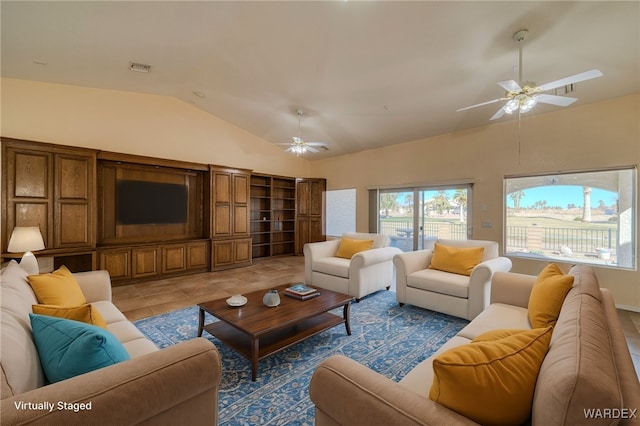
[277,109,328,156]
[458,28,603,121]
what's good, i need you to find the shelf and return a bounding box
[250,173,298,259]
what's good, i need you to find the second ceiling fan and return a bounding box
[278,109,328,156]
[457,29,603,120]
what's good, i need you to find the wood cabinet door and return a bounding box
[214,204,231,235]
[309,180,325,217]
[233,173,249,204]
[296,217,310,255]
[5,147,53,249]
[214,172,231,204]
[187,241,209,269]
[99,249,130,280]
[309,217,324,243]
[234,238,252,264]
[234,204,248,235]
[162,244,186,274]
[132,246,159,278]
[212,240,234,267]
[296,180,310,216]
[55,153,95,248]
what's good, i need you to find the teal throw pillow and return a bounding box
[29,313,130,383]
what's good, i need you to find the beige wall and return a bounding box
[0,78,311,176]
[311,94,640,310]
[2,78,638,309]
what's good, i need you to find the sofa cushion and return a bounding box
[532,267,621,426]
[407,268,469,298]
[398,335,471,397]
[312,257,350,278]
[27,265,87,306]
[91,300,129,324]
[335,237,374,259]
[528,263,574,328]
[0,261,46,395]
[430,326,553,426]
[428,243,484,276]
[32,304,108,329]
[29,313,131,383]
[457,303,531,340]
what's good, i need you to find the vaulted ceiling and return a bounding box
[2,1,638,159]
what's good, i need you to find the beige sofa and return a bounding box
[1,260,222,425]
[394,239,513,320]
[310,265,640,425]
[304,233,402,301]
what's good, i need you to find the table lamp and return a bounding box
[7,226,45,275]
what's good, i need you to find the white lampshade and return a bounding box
[8,227,45,253]
[7,227,45,275]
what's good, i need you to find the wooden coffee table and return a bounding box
[197,283,354,381]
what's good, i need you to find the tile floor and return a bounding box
[112,255,640,379]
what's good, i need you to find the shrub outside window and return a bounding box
[504,167,636,270]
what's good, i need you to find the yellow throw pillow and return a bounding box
[335,238,374,259]
[471,328,528,343]
[27,265,87,306]
[32,304,108,329]
[428,243,484,276]
[528,263,574,329]
[430,326,553,426]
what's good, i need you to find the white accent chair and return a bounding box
[393,239,512,320]
[304,233,402,301]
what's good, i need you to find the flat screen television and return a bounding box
[116,180,188,225]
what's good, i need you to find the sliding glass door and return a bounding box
[376,185,471,252]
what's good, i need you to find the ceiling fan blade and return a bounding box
[457,97,506,112]
[535,94,578,107]
[306,146,320,153]
[489,106,507,121]
[497,80,522,92]
[537,69,603,91]
[305,142,326,146]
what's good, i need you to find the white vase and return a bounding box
[263,289,280,307]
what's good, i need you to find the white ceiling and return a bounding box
[2,1,639,159]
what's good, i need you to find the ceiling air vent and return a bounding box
[128,62,151,73]
[553,83,575,96]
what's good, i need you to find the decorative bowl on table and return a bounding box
[226,294,247,307]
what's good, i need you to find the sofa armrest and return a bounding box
[351,247,402,268]
[1,338,221,426]
[304,240,341,284]
[74,270,113,303]
[393,250,433,304]
[393,250,432,276]
[490,271,536,308]
[467,257,512,319]
[310,355,478,426]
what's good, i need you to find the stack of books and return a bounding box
[284,283,320,300]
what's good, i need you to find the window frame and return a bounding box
[503,166,637,270]
[371,183,474,252]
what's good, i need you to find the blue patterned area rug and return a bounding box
[134,291,468,425]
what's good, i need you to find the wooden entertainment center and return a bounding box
[1,138,325,283]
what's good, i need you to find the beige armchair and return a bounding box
[393,239,512,320]
[304,233,402,301]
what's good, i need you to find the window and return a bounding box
[504,167,637,270]
[372,184,472,252]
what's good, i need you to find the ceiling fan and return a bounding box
[277,109,328,156]
[457,29,603,120]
